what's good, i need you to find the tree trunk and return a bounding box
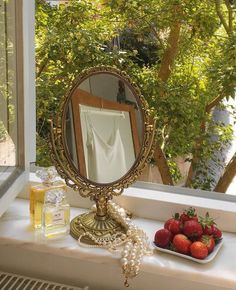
[153,141,174,185]
[214,153,236,193]
[158,16,181,81]
[153,5,182,185]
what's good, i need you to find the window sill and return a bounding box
[117,185,236,233]
[0,198,235,290]
[18,173,236,233]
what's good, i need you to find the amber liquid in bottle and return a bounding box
[30,181,66,229]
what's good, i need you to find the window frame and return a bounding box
[2,0,235,231]
[0,0,35,217]
[0,0,24,194]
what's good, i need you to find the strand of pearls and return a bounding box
[107,201,153,287]
[78,231,127,249]
[77,201,153,287]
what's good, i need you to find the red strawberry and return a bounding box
[190,241,208,259]
[183,220,203,239]
[200,212,215,235]
[212,226,222,240]
[180,207,198,223]
[154,229,173,248]
[173,234,192,254]
[203,225,214,235]
[164,214,181,235]
[200,235,215,253]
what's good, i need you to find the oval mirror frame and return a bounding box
[50,66,156,243]
[64,69,143,184]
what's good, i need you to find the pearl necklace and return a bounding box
[78,201,153,287]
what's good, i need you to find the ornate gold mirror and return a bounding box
[50,66,155,245]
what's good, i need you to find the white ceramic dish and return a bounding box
[153,239,223,264]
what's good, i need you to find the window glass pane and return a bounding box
[36,1,236,199]
[0,0,18,186]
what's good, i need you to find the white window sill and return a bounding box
[18,173,236,233]
[0,198,235,290]
[118,185,236,233]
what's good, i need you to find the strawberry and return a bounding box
[180,207,198,223]
[199,212,215,235]
[183,220,203,239]
[164,213,181,235]
[203,225,214,235]
[172,234,192,254]
[199,235,215,253]
[190,241,208,259]
[212,225,222,240]
[154,229,173,248]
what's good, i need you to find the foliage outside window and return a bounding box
[35,0,236,193]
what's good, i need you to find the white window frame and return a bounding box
[2,0,236,235]
[0,0,36,217]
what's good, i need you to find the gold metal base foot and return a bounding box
[70,211,126,245]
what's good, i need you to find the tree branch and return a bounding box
[214,152,236,192]
[185,91,225,187]
[215,0,231,35]
[36,58,48,79]
[152,5,182,185]
[158,15,181,81]
[185,128,205,187]
[224,0,233,32]
[153,141,174,185]
[205,91,225,113]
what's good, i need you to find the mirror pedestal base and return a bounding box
[70,211,126,245]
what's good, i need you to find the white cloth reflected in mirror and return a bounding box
[84,111,129,183]
[80,105,135,183]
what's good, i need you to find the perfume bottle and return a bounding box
[30,167,66,229]
[42,189,70,238]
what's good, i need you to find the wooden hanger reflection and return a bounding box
[80,107,125,119]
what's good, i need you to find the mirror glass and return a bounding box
[64,72,143,184]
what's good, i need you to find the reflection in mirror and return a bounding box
[65,73,143,183]
[0,0,18,187]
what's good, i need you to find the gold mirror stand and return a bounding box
[70,196,126,244]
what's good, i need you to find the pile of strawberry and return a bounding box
[154,207,222,259]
